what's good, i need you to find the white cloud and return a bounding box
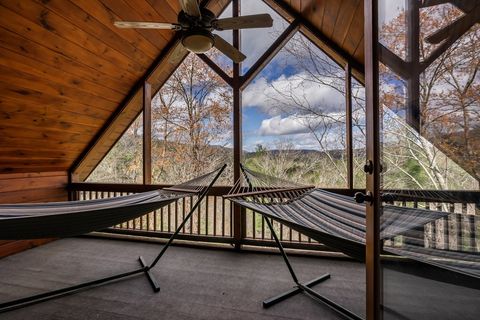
[259,115,311,135]
[259,113,344,136]
[243,72,345,116]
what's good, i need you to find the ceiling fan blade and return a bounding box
[114,21,180,30]
[212,14,273,30]
[179,0,201,17]
[213,34,246,63]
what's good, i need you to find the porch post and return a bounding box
[364,0,382,319]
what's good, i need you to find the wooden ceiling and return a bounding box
[0,0,364,178]
[274,0,364,69]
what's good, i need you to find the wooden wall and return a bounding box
[0,171,68,258]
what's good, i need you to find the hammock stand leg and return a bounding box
[263,217,363,320]
[0,165,227,314]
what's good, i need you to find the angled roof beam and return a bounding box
[197,54,233,86]
[240,19,300,90]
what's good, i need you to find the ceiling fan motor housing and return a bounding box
[182,29,215,53]
[179,8,216,53]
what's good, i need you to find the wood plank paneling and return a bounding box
[0,171,67,258]
[0,0,183,173]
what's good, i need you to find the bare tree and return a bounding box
[152,53,233,184]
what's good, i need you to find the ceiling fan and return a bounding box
[114,0,273,63]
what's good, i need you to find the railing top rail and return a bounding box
[68,183,479,204]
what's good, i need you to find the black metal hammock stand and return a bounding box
[0,164,226,313]
[224,164,480,320]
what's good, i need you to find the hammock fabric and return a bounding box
[225,167,479,319]
[226,167,480,281]
[0,168,222,240]
[0,165,226,314]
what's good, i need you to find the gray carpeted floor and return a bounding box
[0,238,479,319]
[0,237,364,320]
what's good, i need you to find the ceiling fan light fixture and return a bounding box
[182,30,215,53]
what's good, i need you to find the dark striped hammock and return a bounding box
[0,167,223,240]
[0,165,226,314]
[225,166,480,286]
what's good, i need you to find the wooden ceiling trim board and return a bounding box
[0,173,67,193]
[0,87,112,119]
[321,0,343,40]
[0,111,105,134]
[332,0,359,45]
[0,135,90,149]
[0,63,122,106]
[0,171,67,180]
[0,1,142,79]
[36,0,157,65]
[0,66,120,109]
[353,36,364,67]
[307,0,326,29]
[0,142,86,154]
[0,123,93,139]
[0,7,139,83]
[72,0,232,181]
[147,0,181,21]
[341,2,363,56]
[0,28,132,93]
[0,47,125,101]
[0,159,73,168]
[0,145,85,155]
[0,105,107,129]
[72,0,163,57]
[98,0,170,50]
[3,0,148,76]
[0,187,68,202]
[2,153,78,162]
[0,122,98,139]
[122,0,176,33]
[339,0,362,46]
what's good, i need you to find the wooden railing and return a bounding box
[384,192,480,253]
[68,183,479,252]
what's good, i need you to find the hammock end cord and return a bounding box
[224,164,315,202]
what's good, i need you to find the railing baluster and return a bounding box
[213,196,217,236]
[206,196,210,235]
[168,202,172,233]
[175,200,179,232]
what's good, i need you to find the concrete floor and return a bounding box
[0,238,478,319]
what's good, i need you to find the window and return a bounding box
[87,113,143,183]
[151,53,233,184]
[242,32,348,187]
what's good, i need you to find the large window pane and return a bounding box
[352,77,366,188]
[242,32,348,187]
[240,0,289,74]
[87,113,143,183]
[151,53,233,185]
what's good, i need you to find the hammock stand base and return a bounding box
[0,256,159,314]
[0,164,227,314]
[262,217,363,320]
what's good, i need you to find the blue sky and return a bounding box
[211,1,349,152]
